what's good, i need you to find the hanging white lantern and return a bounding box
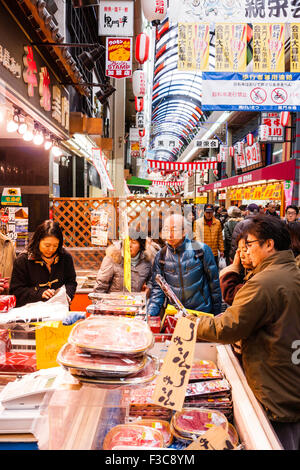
[247,133,254,146]
[280,111,290,127]
[135,33,150,65]
[132,70,146,98]
[141,0,167,22]
[135,96,144,112]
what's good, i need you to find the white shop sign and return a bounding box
[99,0,134,37]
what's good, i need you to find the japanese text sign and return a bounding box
[186,425,236,451]
[169,0,300,24]
[99,0,134,37]
[152,316,198,411]
[92,148,114,191]
[178,23,209,71]
[105,37,132,79]
[215,23,247,72]
[253,24,285,73]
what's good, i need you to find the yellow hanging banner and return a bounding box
[178,23,210,71]
[253,23,285,72]
[124,235,131,292]
[35,321,74,370]
[291,24,300,73]
[215,23,247,72]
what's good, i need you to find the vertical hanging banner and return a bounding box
[178,23,209,71]
[105,37,132,79]
[91,148,114,191]
[215,23,247,72]
[291,24,300,73]
[123,211,131,293]
[253,23,285,73]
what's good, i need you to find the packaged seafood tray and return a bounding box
[88,292,147,307]
[103,424,164,450]
[128,418,173,447]
[68,355,159,388]
[185,379,231,398]
[57,343,148,378]
[69,316,154,357]
[171,407,229,439]
[189,360,224,381]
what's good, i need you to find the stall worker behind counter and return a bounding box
[194,215,300,450]
[9,220,77,307]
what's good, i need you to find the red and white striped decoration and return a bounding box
[280,111,290,127]
[135,33,150,65]
[147,159,218,172]
[247,133,254,146]
[135,97,144,112]
[151,180,184,187]
[229,146,235,157]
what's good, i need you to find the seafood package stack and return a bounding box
[57,316,158,386]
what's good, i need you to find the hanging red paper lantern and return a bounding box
[147,168,151,174]
[141,0,167,22]
[132,70,146,98]
[135,33,150,65]
[135,96,144,112]
[139,128,145,137]
[229,146,235,157]
[280,111,290,127]
[213,169,218,176]
[161,170,166,177]
[188,170,193,177]
[247,133,254,146]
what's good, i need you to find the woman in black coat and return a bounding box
[10,220,77,307]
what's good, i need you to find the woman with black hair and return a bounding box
[9,220,77,307]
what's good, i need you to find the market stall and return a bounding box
[197,159,300,216]
[0,287,283,451]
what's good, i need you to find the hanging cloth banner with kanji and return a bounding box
[147,160,218,171]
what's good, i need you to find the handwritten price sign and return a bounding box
[152,316,198,411]
[186,425,236,451]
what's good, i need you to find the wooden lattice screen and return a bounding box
[52,197,182,247]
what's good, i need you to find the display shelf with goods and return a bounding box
[26,342,282,450]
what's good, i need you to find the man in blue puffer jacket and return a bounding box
[147,214,222,317]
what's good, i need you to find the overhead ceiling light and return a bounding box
[18,115,28,135]
[52,144,63,157]
[79,45,105,71]
[33,129,45,146]
[6,109,19,133]
[44,135,53,151]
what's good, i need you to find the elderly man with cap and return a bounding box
[194,203,224,266]
[147,213,222,317]
[229,203,259,260]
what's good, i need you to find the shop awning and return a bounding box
[197,160,297,193]
[127,177,152,187]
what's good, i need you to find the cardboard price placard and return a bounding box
[185,425,236,451]
[152,316,198,412]
[35,321,73,369]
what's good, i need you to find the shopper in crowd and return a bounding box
[0,231,15,294]
[287,222,300,268]
[219,207,229,228]
[9,220,77,308]
[145,216,164,265]
[94,231,152,293]
[223,206,243,265]
[194,203,224,266]
[285,205,299,225]
[195,215,300,450]
[258,205,265,215]
[147,213,222,317]
[265,201,280,217]
[238,204,247,217]
[183,205,196,240]
[220,233,254,307]
[230,203,259,260]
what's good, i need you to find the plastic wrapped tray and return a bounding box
[132,419,173,447]
[69,316,153,357]
[172,407,228,438]
[69,355,159,387]
[103,424,164,450]
[57,343,147,377]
